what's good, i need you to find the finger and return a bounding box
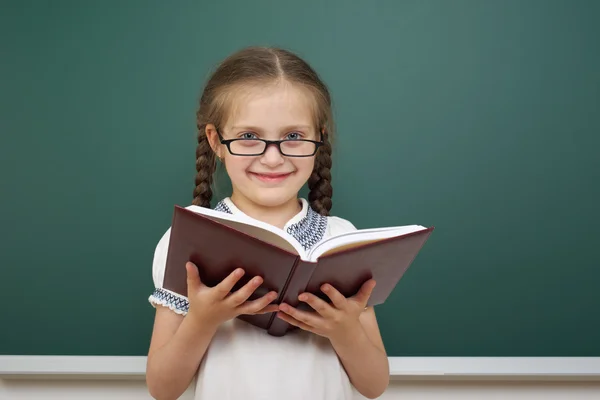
[279,303,322,328]
[213,268,245,298]
[352,279,376,306]
[237,291,279,314]
[275,311,315,333]
[185,262,202,294]
[225,275,264,306]
[320,283,347,310]
[298,293,335,318]
[253,304,280,314]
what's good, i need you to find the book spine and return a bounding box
[267,259,317,336]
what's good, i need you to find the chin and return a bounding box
[249,188,300,208]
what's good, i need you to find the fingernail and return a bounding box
[253,277,262,285]
[298,294,307,301]
[235,269,244,276]
[322,284,329,292]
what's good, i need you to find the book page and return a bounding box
[308,225,427,261]
[184,205,306,256]
[313,239,381,257]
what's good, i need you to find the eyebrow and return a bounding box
[229,125,314,132]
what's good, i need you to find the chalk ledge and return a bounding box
[1,356,600,381]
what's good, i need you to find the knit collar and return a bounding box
[214,197,327,251]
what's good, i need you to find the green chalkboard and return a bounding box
[1,0,599,357]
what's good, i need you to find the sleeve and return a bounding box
[147,228,190,315]
[326,215,358,236]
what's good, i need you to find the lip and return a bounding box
[249,171,294,183]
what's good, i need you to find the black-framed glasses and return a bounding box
[216,130,324,157]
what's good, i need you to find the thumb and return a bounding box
[354,279,376,307]
[186,262,202,293]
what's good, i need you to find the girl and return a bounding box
[146,46,390,400]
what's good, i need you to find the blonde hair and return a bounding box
[193,46,334,215]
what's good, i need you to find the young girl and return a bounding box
[146,46,390,400]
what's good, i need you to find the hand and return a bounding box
[276,279,376,343]
[185,262,279,329]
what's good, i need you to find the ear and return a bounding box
[205,124,223,158]
[320,126,327,141]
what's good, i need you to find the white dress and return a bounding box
[149,197,365,400]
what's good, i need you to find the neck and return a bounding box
[229,193,302,230]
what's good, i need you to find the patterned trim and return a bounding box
[286,207,327,251]
[212,198,327,251]
[214,200,232,214]
[148,288,189,315]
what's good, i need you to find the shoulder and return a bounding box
[150,226,171,285]
[325,215,357,237]
[149,204,226,282]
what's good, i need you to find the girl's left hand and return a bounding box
[276,279,376,343]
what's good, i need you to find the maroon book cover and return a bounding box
[162,205,434,336]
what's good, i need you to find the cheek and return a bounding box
[223,157,252,179]
[292,158,316,177]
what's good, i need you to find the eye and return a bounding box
[239,132,258,140]
[285,132,303,140]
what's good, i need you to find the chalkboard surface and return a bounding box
[1,0,598,357]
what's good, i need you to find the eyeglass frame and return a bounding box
[215,128,325,157]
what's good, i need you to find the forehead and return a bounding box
[224,81,316,131]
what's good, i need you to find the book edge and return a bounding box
[162,206,182,295]
[367,228,434,307]
[310,226,435,261]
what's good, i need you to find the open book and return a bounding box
[162,205,434,336]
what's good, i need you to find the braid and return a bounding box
[192,130,216,208]
[308,133,333,216]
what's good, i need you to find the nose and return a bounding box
[259,143,285,167]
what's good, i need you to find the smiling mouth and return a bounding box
[249,172,294,183]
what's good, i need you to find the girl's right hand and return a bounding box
[185,261,279,329]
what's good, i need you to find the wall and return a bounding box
[2,378,600,400]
